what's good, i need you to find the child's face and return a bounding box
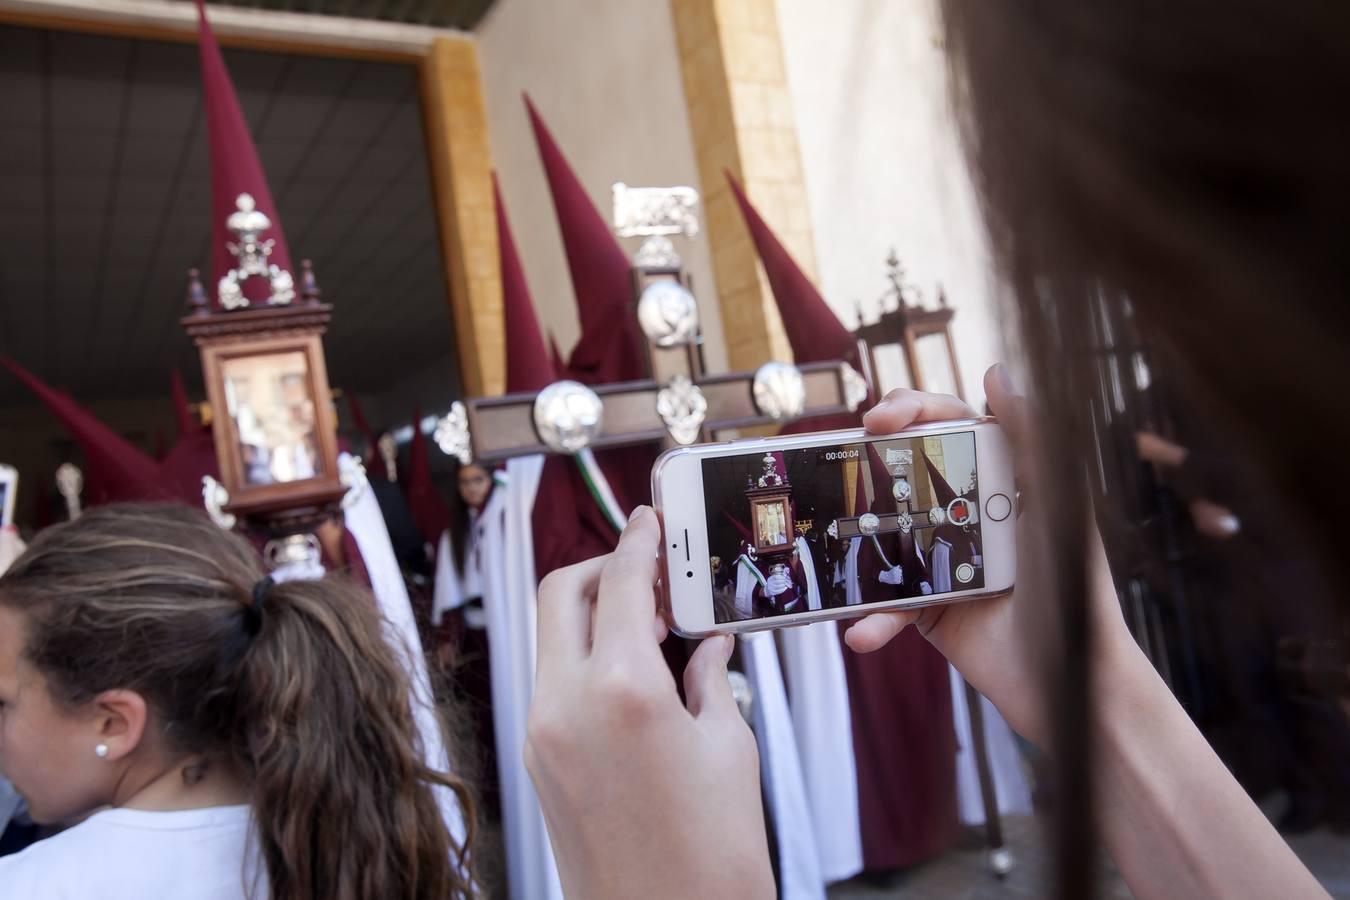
[0,607,112,824]
[458,465,492,508]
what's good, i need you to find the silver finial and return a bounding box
[656,375,707,446]
[434,401,473,465]
[533,380,605,454]
[218,193,295,309]
[751,362,806,421]
[637,280,700,348]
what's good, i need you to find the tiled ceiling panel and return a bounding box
[0,23,460,408]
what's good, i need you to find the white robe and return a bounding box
[341,462,466,848]
[478,457,565,900]
[949,666,1034,825]
[739,632,826,900]
[843,536,863,606]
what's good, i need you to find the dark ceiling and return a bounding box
[0,23,460,409]
[169,0,496,31]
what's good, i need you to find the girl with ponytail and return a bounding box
[0,503,475,899]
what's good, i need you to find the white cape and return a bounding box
[739,632,826,900]
[480,456,565,900]
[781,538,862,883]
[341,462,466,848]
[949,666,1033,825]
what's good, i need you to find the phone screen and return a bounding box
[700,431,984,624]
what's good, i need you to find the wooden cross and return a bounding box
[451,196,869,464]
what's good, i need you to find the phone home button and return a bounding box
[985,493,1012,522]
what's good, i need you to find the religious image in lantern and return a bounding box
[700,431,984,623]
[221,351,321,487]
[0,464,15,528]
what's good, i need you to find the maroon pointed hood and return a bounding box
[547,333,565,380]
[405,408,450,545]
[345,392,377,455]
[525,95,645,383]
[922,451,960,508]
[865,442,895,515]
[496,173,555,394]
[3,357,161,504]
[196,0,293,307]
[723,510,753,545]
[170,369,195,437]
[158,426,221,505]
[726,172,857,366]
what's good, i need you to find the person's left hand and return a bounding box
[878,565,905,586]
[0,525,26,577]
[525,507,775,900]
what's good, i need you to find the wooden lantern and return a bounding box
[182,263,345,536]
[744,453,795,563]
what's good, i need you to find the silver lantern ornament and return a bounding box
[752,362,806,421]
[217,193,295,309]
[434,401,474,465]
[891,477,912,502]
[533,380,605,454]
[841,362,870,413]
[201,475,237,530]
[637,280,700,348]
[656,375,707,445]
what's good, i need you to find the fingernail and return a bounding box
[625,506,651,531]
[722,633,736,663]
[1215,514,1241,536]
[992,363,1014,393]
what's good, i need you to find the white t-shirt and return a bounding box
[0,804,263,899]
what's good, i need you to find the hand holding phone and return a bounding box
[526,510,775,900]
[653,408,1016,638]
[0,465,17,531]
[844,368,1133,750]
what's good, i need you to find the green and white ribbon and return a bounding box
[735,554,768,590]
[869,533,895,570]
[574,448,629,533]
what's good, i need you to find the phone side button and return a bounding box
[985,493,1012,522]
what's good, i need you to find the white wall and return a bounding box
[475,0,728,375]
[775,0,1004,409]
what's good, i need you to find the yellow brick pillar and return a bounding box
[420,35,503,397]
[670,0,816,370]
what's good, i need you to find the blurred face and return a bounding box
[0,607,114,824]
[458,465,492,509]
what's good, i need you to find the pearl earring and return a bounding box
[94,743,110,759]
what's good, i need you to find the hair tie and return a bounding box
[244,576,274,636]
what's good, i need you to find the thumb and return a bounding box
[683,634,739,721]
[843,609,919,653]
[984,363,1029,452]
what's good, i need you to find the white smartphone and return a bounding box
[0,464,17,530]
[652,419,1015,637]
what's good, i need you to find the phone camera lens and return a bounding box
[686,570,694,578]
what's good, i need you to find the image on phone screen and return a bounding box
[700,431,983,624]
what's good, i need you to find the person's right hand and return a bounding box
[525,507,774,900]
[843,366,1135,746]
[764,568,792,597]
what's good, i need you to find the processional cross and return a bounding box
[435,184,871,465]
